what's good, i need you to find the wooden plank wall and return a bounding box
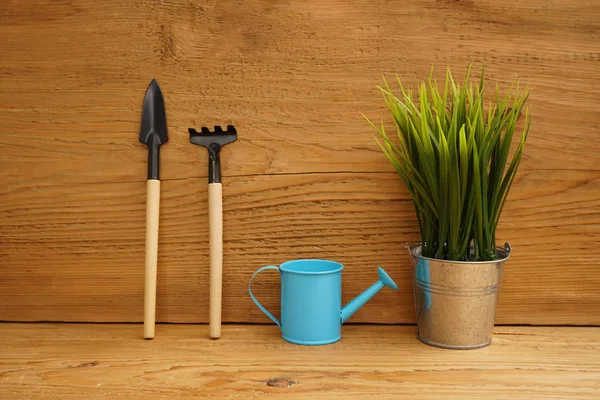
[0,0,598,325]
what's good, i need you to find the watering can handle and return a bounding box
[248,266,282,329]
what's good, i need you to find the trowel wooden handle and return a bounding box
[208,183,223,339]
[144,179,160,339]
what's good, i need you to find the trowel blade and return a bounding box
[139,79,168,146]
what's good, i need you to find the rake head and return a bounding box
[188,125,237,149]
[188,125,237,183]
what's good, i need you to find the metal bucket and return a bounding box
[408,243,511,349]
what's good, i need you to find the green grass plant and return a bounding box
[365,64,531,261]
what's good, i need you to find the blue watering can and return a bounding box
[249,259,398,345]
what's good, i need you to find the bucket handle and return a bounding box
[248,266,281,329]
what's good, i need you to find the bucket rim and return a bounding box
[408,243,511,264]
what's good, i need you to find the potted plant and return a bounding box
[365,64,531,349]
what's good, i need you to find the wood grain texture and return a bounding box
[1,0,599,324]
[0,323,599,399]
[1,171,599,324]
[0,0,599,181]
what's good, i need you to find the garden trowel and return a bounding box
[139,79,168,339]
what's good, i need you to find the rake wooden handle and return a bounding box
[144,179,160,339]
[208,182,223,339]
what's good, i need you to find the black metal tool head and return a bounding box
[140,79,168,145]
[188,125,237,183]
[188,125,237,148]
[139,79,168,179]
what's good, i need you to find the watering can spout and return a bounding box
[340,267,398,324]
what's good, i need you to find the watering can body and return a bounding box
[249,259,398,345]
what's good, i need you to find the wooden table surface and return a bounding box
[1,324,598,399]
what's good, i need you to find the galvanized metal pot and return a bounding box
[408,243,511,350]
